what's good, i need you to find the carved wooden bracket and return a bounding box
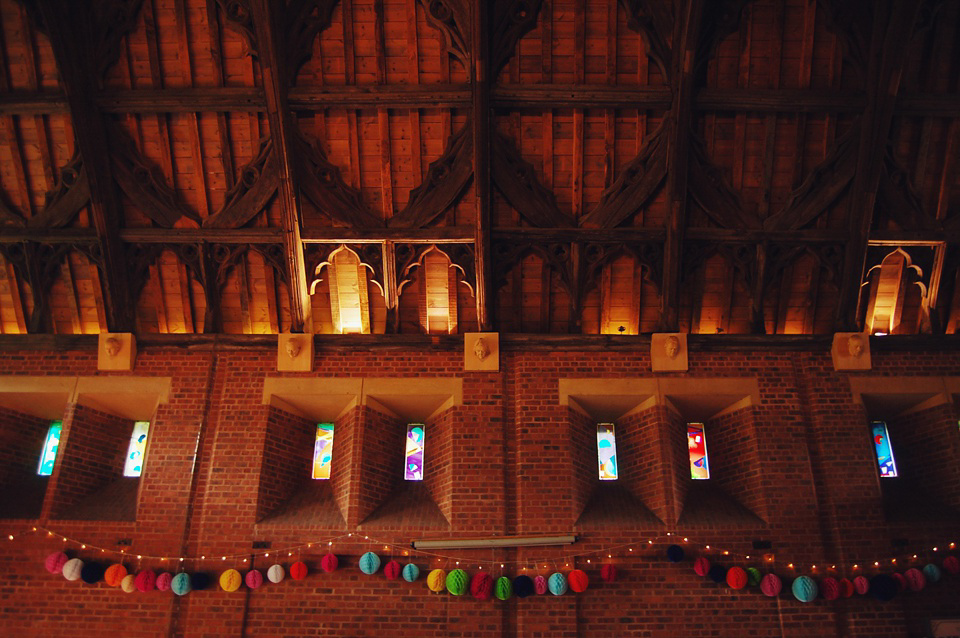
[283,0,339,86]
[0,242,76,332]
[617,0,673,81]
[581,241,664,298]
[204,137,279,228]
[688,133,758,230]
[764,125,859,231]
[583,121,668,229]
[418,0,471,79]
[127,243,166,306]
[93,0,145,84]
[110,124,200,227]
[296,134,383,229]
[26,149,90,229]
[305,242,385,299]
[876,150,938,232]
[491,0,544,79]
[492,240,577,312]
[491,131,574,228]
[395,243,476,297]
[216,0,258,57]
[389,122,474,228]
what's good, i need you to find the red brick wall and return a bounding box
[0,406,51,518]
[888,403,960,511]
[706,405,766,519]
[424,405,454,523]
[257,406,316,520]
[620,404,673,522]
[1,343,960,637]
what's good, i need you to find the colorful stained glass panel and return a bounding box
[37,421,62,476]
[404,424,424,481]
[871,421,898,478]
[687,422,710,480]
[312,423,334,479]
[123,421,150,477]
[597,423,618,480]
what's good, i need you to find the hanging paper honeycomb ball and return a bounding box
[192,572,212,590]
[427,568,447,593]
[45,551,69,574]
[870,574,897,602]
[290,561,308,581]
[80,562,105,584]
[891,572,906,593]
[359,552,381,575]
[568,569,588,593]
[62,558,84,581]
[534,574,548,594]
[821,577,839,601]
[470,572,493,600]
[923,563,942,584]
[853,575,869,595]
[402,563,420,582]
[267,564,285,583]
[171,572,191,596]
[446,569,469,596]
[513,575,534,598]
[548,572,567,595]
[904,568,925,592]
[245,569,263,590]
[693,557,710,577]
[135,570,156,592]
[220,568,242,592]
[746,567,762,587]
[726,567,747,589]
[944,555,960,575]
[321,553,339,573]
[105,563,128,587]
[708,565,727,583]
[156,572,173,591]
[792,575,818,602]
[760,573,781,597]
[384,560,402,580]
[666,545,685,563]
[838,578,854,598]
[495,576,513,600]
[600,564,617,583]
[120,574,137,593]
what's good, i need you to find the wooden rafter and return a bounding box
[472,0,491,330]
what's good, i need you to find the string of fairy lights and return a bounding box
[5,524,958,579]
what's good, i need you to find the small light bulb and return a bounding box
[138,555,142,559]
[933,547,939,552]
[222,556,226,561]
[723,551,729,556]
[243,559,248,563]
[811,565,816,570]
[745,555,750,559]
[32,527,37,531]
[705,545,710,550]
[328,542,333,546]
[478,566,482,570]
[180,558,184,562]
[265,553,270,557]
[587,559,591,564]
[788,563,794,569]
[853,564,858,569]
[874,562,879,567]
[500,564,504,568]
[683,537,688,542]
[891,559,896,564]
[913,555,918,559]
[201,555,205,560]
[6,535,12,541]
[81,544,86,549]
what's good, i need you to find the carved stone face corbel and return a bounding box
[651,333,687,372]
[278,334,313,372]
[464,333,499,371]
[98,333,136,371]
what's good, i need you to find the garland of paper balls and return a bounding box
[40,542,960,607]
[667,543,960,605]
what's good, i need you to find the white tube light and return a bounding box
[412,535,577,550]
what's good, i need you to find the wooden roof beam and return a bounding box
[473,0,491,330]
[836,0,924,331]
[30,0,134,332]
[249,0,312,333]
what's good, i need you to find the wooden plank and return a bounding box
[731,12,751,192]
[177,258,196,333]
[603,0,616,188]
[935,121,959,221]
[150,262,169,333]
[406,0,422,186]
[758,0,783,218]
[472,0,492,330]
[18,6,54,194]
[62,257,83,334]
[142,0,177,195]
[205,0,236,190]
[541,0,553,192]
[378,109,394,220]
[174,0,210,218]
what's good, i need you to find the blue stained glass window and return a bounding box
[871,421,898,478]
[37,421,62,476]
[123,421,150,477]
[597,423,618,480]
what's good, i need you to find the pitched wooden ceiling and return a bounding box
[0,0,958,337]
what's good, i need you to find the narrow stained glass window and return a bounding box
[687,422,710,480]
[37,421,62,476]
[404,424,424,481]
[123,421,150,477]
[312,423,334,479]
[597,423,618,480]
[871,421,898,478]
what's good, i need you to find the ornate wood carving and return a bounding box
[491,131,574,228]
[93,0,145,83]
[443,243,477,295]
[283,0,339,86]
[764,126,859,231]
[491,0,544,79]
[418,0,471,78]
[695,0,754,76]
[583,121,667,229]
[216,0,258,56]
[875,150,938,231]
[204,137,279,228]
[0,242,73,332]
[297,133,383,228]
[617,0,673,81]
[26,150,90,229]
[389,122,474,228]
[306,243,385,298]
[581,241,663,297]
[688,135,758,229]
[394,243,475,297]
[492,240,577,308]
[127,242,166,305]
[817,0,871,85]
[110,126,200,227]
